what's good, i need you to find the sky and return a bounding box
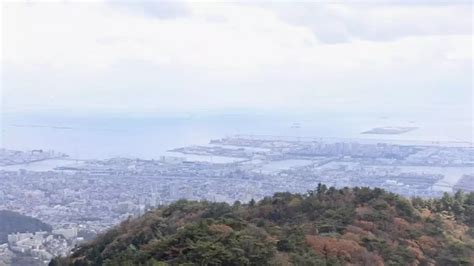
[1,0,473,116]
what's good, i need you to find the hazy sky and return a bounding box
[2,0,472,115]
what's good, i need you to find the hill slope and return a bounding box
[51,186,474,265]
[0,210,52,243]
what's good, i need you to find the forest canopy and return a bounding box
[51,185,474,265]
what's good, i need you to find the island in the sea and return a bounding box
[362,126,418,135]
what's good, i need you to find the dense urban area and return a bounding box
[0,136,473,264]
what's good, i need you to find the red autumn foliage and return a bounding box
[305,235,384,265]
[354,220,376,232]
[417,235,440,255]
[208,224,233,237]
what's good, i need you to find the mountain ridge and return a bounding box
[51,185,474,265]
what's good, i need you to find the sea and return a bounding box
[1,110,472,160]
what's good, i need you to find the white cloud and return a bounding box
[262,2,472,43]
[1,1,472,114]
[108,0,189,19]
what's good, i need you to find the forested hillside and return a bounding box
[51,185,474,265]
[0,210,52,243]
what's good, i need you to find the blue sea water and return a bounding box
[1,111,472,159]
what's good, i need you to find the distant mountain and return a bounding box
[0,210,52,243]
[51,186,474,265]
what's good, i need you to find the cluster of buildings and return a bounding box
[7,229,77,263]
[0,136,472,264]
[0,226,80,265]
[0,149,67,166]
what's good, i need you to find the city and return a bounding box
[0,136,472,264]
